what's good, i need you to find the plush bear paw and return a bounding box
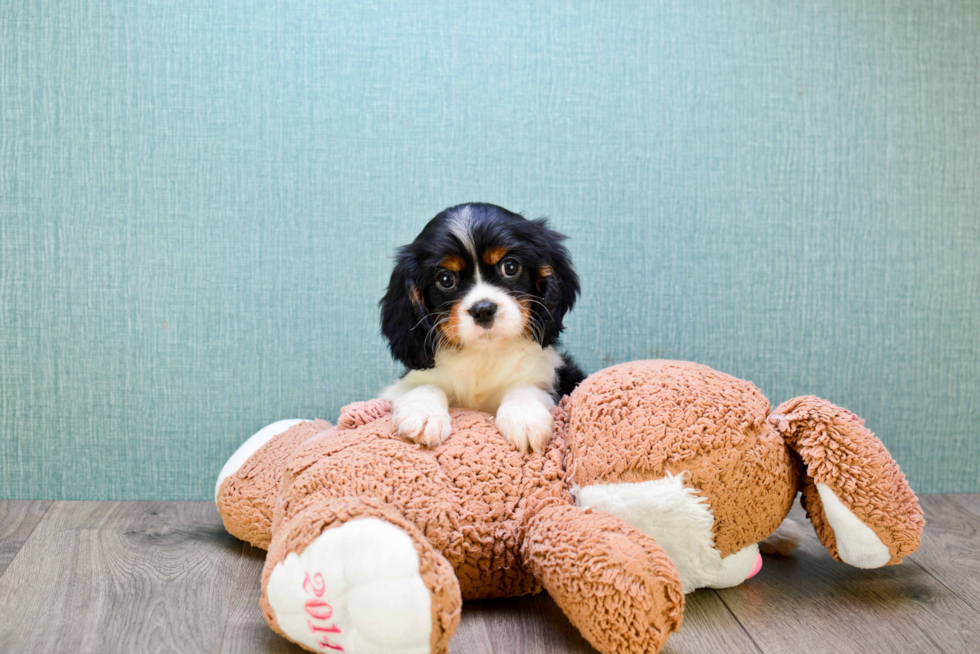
[265,518,435,654]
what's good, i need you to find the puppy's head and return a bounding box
[381,203,579,369]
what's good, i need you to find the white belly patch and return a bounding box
[573,473,759,593]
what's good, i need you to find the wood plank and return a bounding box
[0,500,52,577]
[449,585,758,654]
[946,493,980,520]
[663,591,761,654]
[716,504,980,654]
[0,501,242,654]
[911,494,980,615]
[457,593,596,654]
[220,543,303,654]
[449,601,497,654]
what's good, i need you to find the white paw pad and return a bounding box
[816,483,891,568]
[267,519,432,654]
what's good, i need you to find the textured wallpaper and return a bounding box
[1,0,978,499]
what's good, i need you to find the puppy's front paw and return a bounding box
[495,389,554,453]
[394,405,451,448]
[391,386,452,448]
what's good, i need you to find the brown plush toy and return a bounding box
[215,360,923,654]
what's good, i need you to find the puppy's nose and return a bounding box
[468,300,497,328]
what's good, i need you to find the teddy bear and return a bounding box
[215,360,923,654]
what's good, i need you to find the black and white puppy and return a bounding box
[380,203,584,453]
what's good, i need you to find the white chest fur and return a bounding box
[384,340,562,414]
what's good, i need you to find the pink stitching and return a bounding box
[303,572,326,597]
[301,572,344,651]
[305,599,333,621]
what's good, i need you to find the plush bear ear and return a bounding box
[770,396,924,567]
[531,220,580,348]
[380,247,436,370]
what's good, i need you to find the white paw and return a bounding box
[816,483,891,568]
[495,387,555,453]
[266,518,432,654]
[392,386,452,448]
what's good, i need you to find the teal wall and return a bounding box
[2,1,978,500]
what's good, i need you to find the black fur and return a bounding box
[380,203,585,396]
[379,249,435,370]
[553,352,586,401]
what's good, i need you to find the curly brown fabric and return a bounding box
[337,398,392,429]
[216,419,333,548]
[271,406,571,599]
[771,396,924,564]
[567,361,798,556]
[522,503,684,654]
[216,359,924,654]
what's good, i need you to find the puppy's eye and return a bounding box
[436,270,456,291]
[499,258,521,279]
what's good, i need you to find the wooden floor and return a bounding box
[0,497,978,654]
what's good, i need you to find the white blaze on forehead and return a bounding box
[460,281,512,311]
[447,205,481,282]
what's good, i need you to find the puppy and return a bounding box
[380,203,584,453]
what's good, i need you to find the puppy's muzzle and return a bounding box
[468,300,498,328]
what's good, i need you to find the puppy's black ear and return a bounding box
[380,248,435,370]
[532,220,580,348]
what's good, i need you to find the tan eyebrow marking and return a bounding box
[483,247,508,265]
[440,255,465,271]
[539,265,554,277]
